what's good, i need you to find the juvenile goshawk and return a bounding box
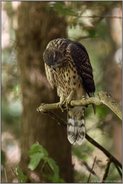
[43,38,95,145]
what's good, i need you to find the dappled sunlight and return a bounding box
[2,9,10,49]
[2,132,21,165]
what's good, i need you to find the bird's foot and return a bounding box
[59,91,74,112]
[59,98,66,112]
[65,91,74,110]
[82,96,88,108]
[65,98,72,110]
[59,99,71,112]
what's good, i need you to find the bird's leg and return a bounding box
[59,96,66,112]
[65,90,74,110]
[81,95,90,110]
[59,91,74,112]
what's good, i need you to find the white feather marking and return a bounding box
[68,118,75,126]
[67,118,85,145]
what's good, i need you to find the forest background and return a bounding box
[1,1,122,183]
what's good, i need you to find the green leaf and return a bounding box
[48,174,64,183]
[28,143,49,170]
[29,143,48,157]
[15,166,27,183]
[46,157,59,176]
[28,152,45,170]
[28,143,64,182]
[45,157,65,182]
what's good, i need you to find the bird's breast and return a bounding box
[52,63,86,99]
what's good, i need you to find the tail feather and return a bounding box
[67,107,85,145]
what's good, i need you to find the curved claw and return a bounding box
[59,97,66,112]
[59,102,66,112]
[65,98,71,110]
[59,91,74,111]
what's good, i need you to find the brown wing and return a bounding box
[69,41,95,95]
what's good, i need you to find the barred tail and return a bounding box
[67,107,85,145]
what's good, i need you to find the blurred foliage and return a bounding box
[28,143,64,182]
[14,143,64,182]
[1,150,6,165]
[105,163,121,182]
[2,1,122,183]
[72,143,94,161]
[2,2,21,136]
[48,2,77,17]
[28,143,49,171]
[15,166,27,183]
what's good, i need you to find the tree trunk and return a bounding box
[16,2,73,182]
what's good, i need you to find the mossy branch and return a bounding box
[37,91,122,120]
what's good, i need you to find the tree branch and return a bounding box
[113,163,122,179]
[37,91,122,120]
[81,160,97,177]
[101,159,111,182]
[85,134,122,170]
[87,156,97,182]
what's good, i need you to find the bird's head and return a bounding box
[43,48,65,69]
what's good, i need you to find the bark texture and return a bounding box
[16,2,73,182]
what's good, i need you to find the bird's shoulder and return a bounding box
[67,41,95,94]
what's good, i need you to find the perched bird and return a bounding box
[43,38,95,145]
